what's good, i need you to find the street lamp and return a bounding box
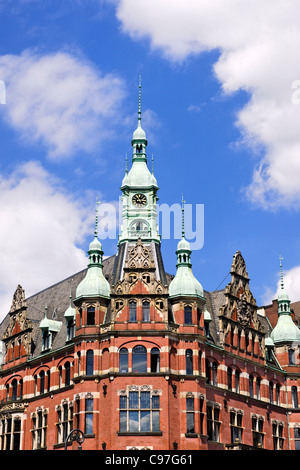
[64,429,85,450]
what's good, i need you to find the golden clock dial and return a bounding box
[132,193,147,206]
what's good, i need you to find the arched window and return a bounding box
[65,362,71,386]
[184,306,192,325]
[150,347,160,372]
[198,350,202,374]
[269,381,274,403]
[227,367,232,390]
[143,301,150,322]
[212,362,218,386]
[235,370,240,393]
[186,349,193,375]
[58,366,62,388]
[249,374,254,398]
[129,301,137,322]
[132,345,147,373]
[170,347,177,371]
[40,370,45,394]
[77,351,81,375]
[276,383,280,405]
[119,347,128,373]
[256,377,261,399]
[19,379,23,400]
[292,386,298,408]
[86,350,94,376]
[87,307,95,326]
[12,379,18,401]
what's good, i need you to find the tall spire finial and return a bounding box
[181,194,185,238]
[95,196,100,238]
[125,153,128,174]
[279,253,284,290]
[152,154,154,174]
[138,73,142,124]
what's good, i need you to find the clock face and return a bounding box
[132,193,147,207]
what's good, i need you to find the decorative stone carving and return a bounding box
[9,285,27,313]
[237,294,252,327]
[125,238,155,270]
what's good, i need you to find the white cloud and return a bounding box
[114,0,300,209]
[0,161,92,320]
[0,49,126,159]
[263,265,300,305]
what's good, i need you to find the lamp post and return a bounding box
[64,429,85,450]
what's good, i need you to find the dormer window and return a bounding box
[42,330,51,351]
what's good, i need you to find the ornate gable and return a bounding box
[218,251,264,351]
[2,285,33,362]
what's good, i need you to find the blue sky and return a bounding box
[1,0,300,319]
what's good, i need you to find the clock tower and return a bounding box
[118,76,160,245]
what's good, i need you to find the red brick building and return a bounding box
[0,84,299,451]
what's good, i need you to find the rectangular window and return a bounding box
[119,390,160,433]
[252,416,264,448]
[207,405,220,442]
[186,397,195,434]
[272,422,284,450]
[295,427,300,450]
[129,302,137,322]
[32,411,47,450]
[56,403,73,445]
[230,411,243,443]
[85,398,94,435]
[143,302,150,322]
[184,306,192,324]
[86,307,95,325]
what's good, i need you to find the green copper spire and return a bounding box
[138,73,142,124]
[132,73,147,157]
[169,197,204,299]
[181,194,185,238]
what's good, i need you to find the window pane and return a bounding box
[140,391,150,409]
[141,411,150,431]
[129,391,139,409]
[120,411,127,432]
[186,397,194,411]
[187,413,195,433]
[184,306,192,324]
[186,349,193,375]
[86,350,94,375]
[87,307,95,325]
[152,395,160,409]
[129,302,137,322]
[85,398,93,412]
[120,396,127,409]
[85,413,93,434]
[128,411,139,432]
[143,302,150,322]
[119,348,128,373]
[151,348,160,372]
[152,411,160,432]
[132,346,147,373]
